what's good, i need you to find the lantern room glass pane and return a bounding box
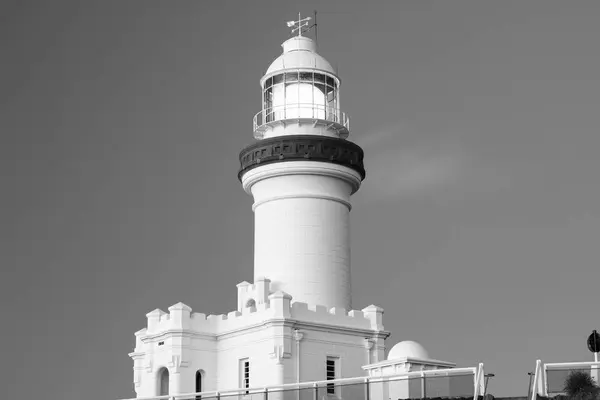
[327,87,337,122]
[326,76,335,87]
[285,72,299,82]
[314,73,326,84]
[271,84,285,120]
[275,82,325,119]
[314,83,326,95]
[272,74,283,85]
[263,88,273,109]
[265,77,272,88]
[327,89,335,103]
[299,72,313,82]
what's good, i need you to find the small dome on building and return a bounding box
[264,36,336,77]
[388,340,429,360]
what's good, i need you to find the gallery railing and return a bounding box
[253,104,350,133]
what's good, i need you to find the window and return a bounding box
[240,358,250,394]
[326,357,339,395]
[158,367,169,396]
[245,298,256,308]
[195,370,204,400]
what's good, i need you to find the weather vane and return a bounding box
[286,12,312,37]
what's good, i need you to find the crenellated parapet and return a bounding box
[139,277,386,341]
[291,302,385,332]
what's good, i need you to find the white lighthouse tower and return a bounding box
[239,15,364,311]
[128,16,393,399]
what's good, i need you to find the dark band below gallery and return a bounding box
[238,135,366,181]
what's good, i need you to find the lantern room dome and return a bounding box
[264,36,336,78]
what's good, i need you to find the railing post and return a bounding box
[216,392,220,400]
[421,371,426,400]
[313,382,318,400]
[531,360,540,400]
[543,363,548,397]
[473,364,483,400]
[264,387,268,400]
[364,377,370,400]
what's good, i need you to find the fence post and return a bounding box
[421,371,426,400]
[364,377,370,400]
[264,387,268,400]
[473,363,483,400]
[313,382,318,400]
[531,360,541,400]
[543,363,548,397]
[216,392,220,400]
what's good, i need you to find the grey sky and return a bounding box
[3,1,600,398]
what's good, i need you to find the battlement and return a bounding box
[236,276,271,312]
[291,302,385,331]
[139,277,385,341]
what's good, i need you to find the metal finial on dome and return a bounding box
[286,12,312,37]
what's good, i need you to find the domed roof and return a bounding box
[388,340,430,360]
[264,36,336,76]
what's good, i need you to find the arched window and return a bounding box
[245,299,256,308]
[158,367,169,396]
[195,370,204,400]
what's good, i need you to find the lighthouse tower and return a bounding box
[128,17,389,399]
[239,20,364,311]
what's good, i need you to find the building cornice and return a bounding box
[136,317,390,345]
[362,356,456,370]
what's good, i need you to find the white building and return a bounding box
[127,18,456,399]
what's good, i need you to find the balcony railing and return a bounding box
[253,104,350,135]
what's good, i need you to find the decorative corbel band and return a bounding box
[239,135,366,181]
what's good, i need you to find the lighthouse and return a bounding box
[128,16,393,398]
[239,17,365,311]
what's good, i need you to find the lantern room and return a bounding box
[253,36,350,140]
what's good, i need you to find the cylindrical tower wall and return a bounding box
[242,162,361,310]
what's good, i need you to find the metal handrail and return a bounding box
[253,103,350,132]
[119,366,478,400]
[544,361,600,368]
